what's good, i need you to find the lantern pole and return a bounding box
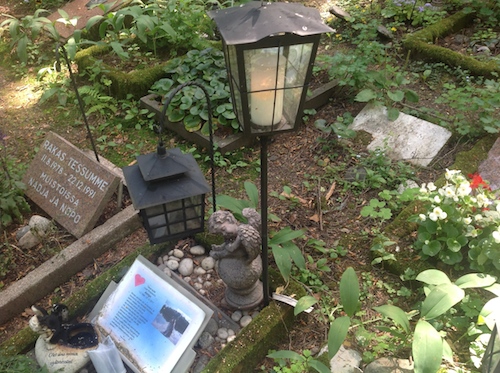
[260,136,270,306]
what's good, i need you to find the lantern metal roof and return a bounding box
[207,1,334,45]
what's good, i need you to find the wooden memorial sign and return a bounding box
[23,132,120,238]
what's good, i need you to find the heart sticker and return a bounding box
[135,274,145,287]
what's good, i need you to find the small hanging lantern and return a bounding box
[123,146,210,244]
[208,1,334,137]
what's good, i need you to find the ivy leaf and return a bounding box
[387,90,405,102]
[404,89,419,102]
[386,107,400,121]
[355,89,377,102]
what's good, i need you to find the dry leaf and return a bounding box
[325,181,336,201]
[309,214,320,222]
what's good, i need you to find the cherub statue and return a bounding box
[208,208,263,309]
[209,208,261,263]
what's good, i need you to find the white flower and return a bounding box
[419,214,426,221]
[427,182,437,191]
[456,181,472,197]
[433,195,442,204]
[420,184,428,193]
[475,214,483,222]
[492,228,500,244]
[445,169,460,180]
[476,193,490,208]
[496,202,500,212]
[463,217,472,224]
[443,187,455,198]
[430,207,447,221]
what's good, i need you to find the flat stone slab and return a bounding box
[349,104,452,167]
[478,136,500,191]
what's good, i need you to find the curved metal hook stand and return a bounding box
[158,81,216,212]
[55,45,100,163]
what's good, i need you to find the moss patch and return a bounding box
[403,10,500,77]
[74,45,169,100]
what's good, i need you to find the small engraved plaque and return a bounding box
[23,132,119,237]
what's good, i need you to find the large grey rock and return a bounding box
[349,104,452,167]
[323,345,363,373]
[478,137,500,191]
[18,215,55,250]
[364,357,414,373]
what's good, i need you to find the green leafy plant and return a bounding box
[149,48,238,135]
[1,9,79,64]
[265,349,330,373]
[216,182,306,283]
[434,78,500,136]
[354,70,419,121]
[381,0,447,27]
[86,0,214,58]
[0,353,47,373]
[409,169,500,272]
[375,269,498,373]
[0,130,30,231]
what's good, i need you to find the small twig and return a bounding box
[317,178,323,231]
[400,102,450,122]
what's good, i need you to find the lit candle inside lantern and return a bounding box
[249,53,287,127]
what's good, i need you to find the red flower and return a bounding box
[468,173,491,191]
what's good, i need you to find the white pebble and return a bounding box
[201,256,216,270]
[162,267,171,276]
[203,281,213,288]
[173,248,184,258]
[178,258,194,276]
[227,329,235,337]
[190,245,206,256]
[157,257,164,265]
[163,255,170,263]
[227,335,236,343]
[193,283,203,290]
[231,310,243,322]
[194,267,207,276]
[199,289,206,295]
[217,328,229,340]
[166,260,179,271]
[240,315,252,328]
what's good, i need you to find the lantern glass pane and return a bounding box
[225,44,244,129]
[242,42,314,134]
[244,47,286,130]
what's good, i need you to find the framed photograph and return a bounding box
[94,255,212,373]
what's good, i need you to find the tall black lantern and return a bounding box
[209,1,333,305]
[208,1,334,137]
[483,321,500,373]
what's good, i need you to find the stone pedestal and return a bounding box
[35,336,98,373]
